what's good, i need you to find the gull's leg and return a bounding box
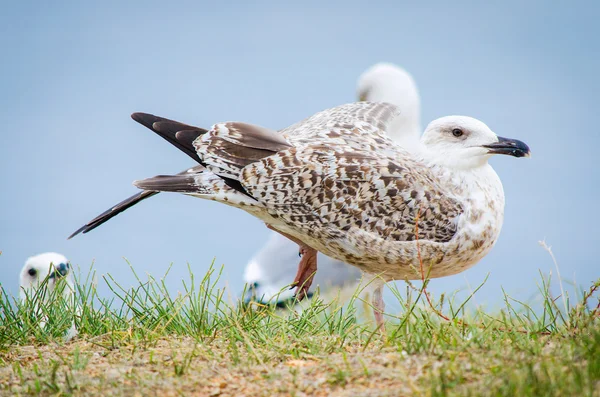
[293,246,318,300]
[362,275,386,333]
[372,281,386,333]
[265,224,318,300]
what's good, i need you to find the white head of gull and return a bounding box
[20,252,78,340]
[20,252,72,301]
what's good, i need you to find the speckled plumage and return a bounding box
[132,102,518,282]
[244,63,424,306]
[72,99,530,328]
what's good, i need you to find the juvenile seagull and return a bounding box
[20,252,78,341]
[72,102,530,328]
[244,63,422,306]
[67,63,419,239]
[66,63,422,310]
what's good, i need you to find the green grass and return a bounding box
[0,258,599,396]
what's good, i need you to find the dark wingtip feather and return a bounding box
[130,112,206,164]
[68,166,205,240]
[67,226,86,240]
[131,112,159,128]
[67,190,159,239]
[175,130,203,149]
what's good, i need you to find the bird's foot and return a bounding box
[264,223,318,301]
[292,246,318,301]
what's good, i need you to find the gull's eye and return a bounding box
[452,128,464,138]
[28,268,37,276]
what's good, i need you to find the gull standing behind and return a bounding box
[243,63,423,307]
[19,252,78,341]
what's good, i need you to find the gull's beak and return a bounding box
[358,92,368,102]
[483,136,531,158]
[48,262,69,279]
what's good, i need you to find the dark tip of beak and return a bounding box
[49,263,69,279]
[57,263,69,277]
[483,136,531,158]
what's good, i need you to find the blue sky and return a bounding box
[1,1,598,311]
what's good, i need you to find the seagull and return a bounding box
[19,252,78,341]
[66,62,421,310]
[71,101,530,329]
[244,63,422,307]
[67,63,419,239]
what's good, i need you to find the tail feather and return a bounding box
[134,171,260,208]
[71,114,292,240]
[133,174,203,193]
[68,165,205,239]
[68,190,158,239]
[130,113,256,199]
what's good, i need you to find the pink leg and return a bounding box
[266,224,318,301]
[291,246,318,300]
[372,283,386,333]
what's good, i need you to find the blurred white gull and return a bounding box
[19,252,78,341]
[242,62,423,306]
[357,63,422,152]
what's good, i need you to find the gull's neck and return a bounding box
[388,117,422,153]
[418,146,505,208]
[427,160,506,241]
[426,159,504,199]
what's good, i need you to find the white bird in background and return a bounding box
[356,63,422,151]
[19,252,78,341]
[242,62,422,306]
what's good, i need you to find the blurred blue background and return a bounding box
[1,1,598,311]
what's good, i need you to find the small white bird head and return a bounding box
[421,116,530,169]
[19,252,71,301]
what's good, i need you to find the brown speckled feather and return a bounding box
[197,102,462,248]
[196,122,292,180]
[242,144,462,245]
